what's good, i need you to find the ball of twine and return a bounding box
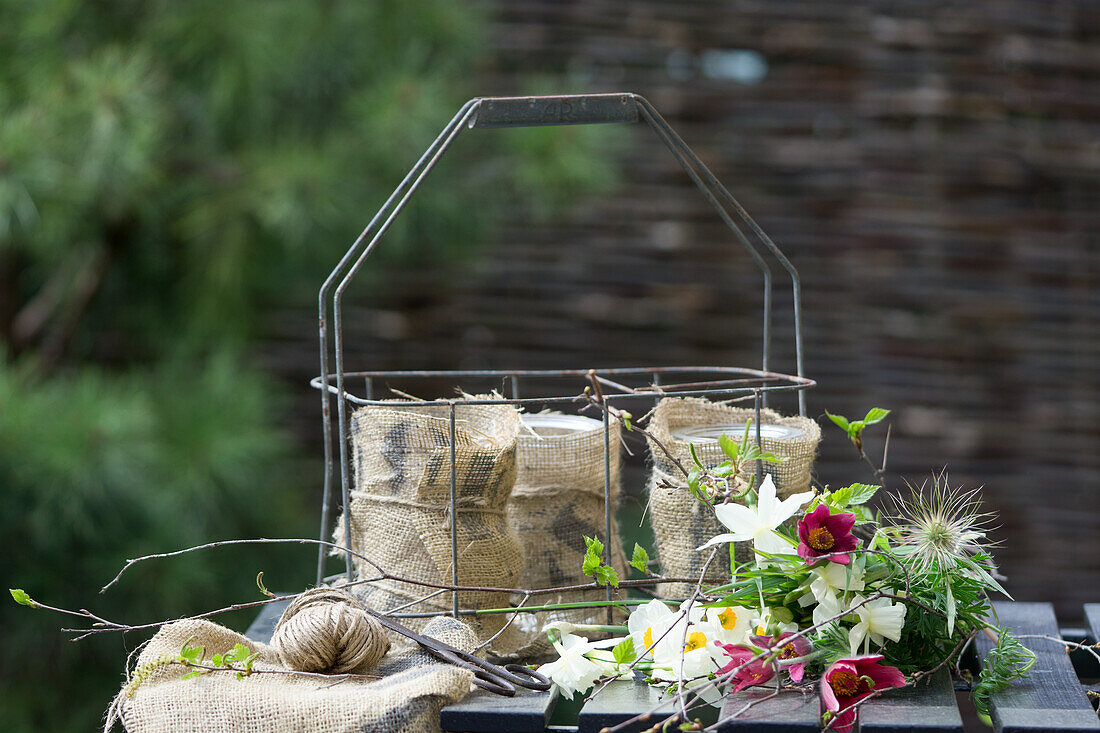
[271,587,390,674]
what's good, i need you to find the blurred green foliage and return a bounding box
[0,1,616,728]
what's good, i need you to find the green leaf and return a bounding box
[944,578,956,637]
[9,588,36,608]
[712,463,736,477]
[179,638,205,664]
[230,643,252,663]
[256,571,274,599]
[211,653,224,667]
[688,442,704,469]
[829,483,879,509]
[825,411,850,432]
[828,485,853,507]
[612,637,636,665]
[718,433,740,461]
[630,543,650,573]
[595,565,619,588]
[863,408,890,425]
[845,483,880,505]
[620,411,633,431]
[181,670,203,681]
[581,536,604,577]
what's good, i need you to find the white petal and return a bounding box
[869,603,907,643]
[712,502,760,536]
[695,532,742,551]
[848,621,868,655]
[753,529,795,558]
[775,490,816,522]
[753,475,781,525]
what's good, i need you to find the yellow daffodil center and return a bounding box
[829,670,860,696]
[643,628,654,651]
[756,625,766,636]
[807,526,835,551]
[684,632,708,652]
[718,608,738,630]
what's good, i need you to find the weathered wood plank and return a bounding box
[1083,604,1100,659]
[975,601,1100,732]
[714,687,820,731]
[860,669,963,732]
[243,596,292,644]
[1077,606,1100,680]
[440,685,557,733]
[576,680,680,733]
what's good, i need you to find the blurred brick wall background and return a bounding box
[263,2,1099,619]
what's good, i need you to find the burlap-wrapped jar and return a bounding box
[646,397,820,597]
[503,413,627,658]
[333,400,523,646]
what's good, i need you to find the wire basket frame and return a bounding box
[312,94,815,626]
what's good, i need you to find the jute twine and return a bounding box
[502,413,627,659]
[333,398,524,650]
[645,398,820,597]
[270,587,390,674]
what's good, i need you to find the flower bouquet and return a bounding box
[536,410,1035,733]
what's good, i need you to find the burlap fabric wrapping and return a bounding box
[646,397,820,598]
[332,400,523,649]
[503,413,628,658]
[108,614,478,733]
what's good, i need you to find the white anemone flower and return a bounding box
[537,634,612,698]
[847,595,907,654]
[696,475,814,560]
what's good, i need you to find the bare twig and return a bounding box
[1015,634,1100,665]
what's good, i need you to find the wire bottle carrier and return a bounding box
[311,93,816,628]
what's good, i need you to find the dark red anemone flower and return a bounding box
[797,504,859,564]
[821,655,905,732]
[752,632,813,683]
[714,642,775,692]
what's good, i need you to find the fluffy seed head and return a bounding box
[888,471,996,573]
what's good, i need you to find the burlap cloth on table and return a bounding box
[109,615,478,733]
[503,413,628,659]
[645,398,820,597]
[332,400,526,654]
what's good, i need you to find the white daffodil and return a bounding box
[696,475,814,560]
[537,633,613,698]
[810,590,847,628]
[847,595,907,655]
[751,606,798,637]
[627,599,677,659]
[651,623,718,682]
[704,604,754,647]
[803,558,866,607]
[641,600,718,683]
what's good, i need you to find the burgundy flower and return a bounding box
[752,632,813,683]
[797,504,859,564]
[821,655,906,733]
[714,642,775,692]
